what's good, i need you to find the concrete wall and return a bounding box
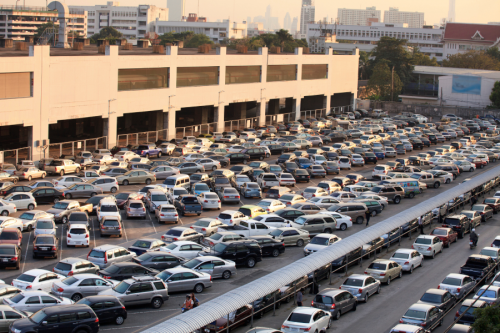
[439,75,496,109]
[0,45,359,160]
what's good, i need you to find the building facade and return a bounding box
[0,45,358,162]
[383,8,424,29]
[337,7,381,26]
[299,0,315,36]
[442,22,500,59]
[307,23,444,61]
[167,0,184,22]
[69,1,167,40]
[0,5,87,41]
[155,20,247,43]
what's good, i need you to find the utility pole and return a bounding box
[391,66,394,101]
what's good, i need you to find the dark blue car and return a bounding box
[296,158,312,169]
[132,144,161,158]
[373,150,385,159]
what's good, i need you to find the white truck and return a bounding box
[218,220,275,238]
[257,173,280,190]
[45,159,81,176]
[410,172,443,189]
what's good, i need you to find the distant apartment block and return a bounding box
[337,7,381,26]
[69,1,167,39]
[300,0,315,36]
[155,19,247,43]
[167,0,184,21]
[384,8,424,29]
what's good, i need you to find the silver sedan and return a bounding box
[195,158,221,172]
[150,166,180,179]
[62,183,104,199]
[155,266,212,293]
[181,256,237,280]
[340,274,381,303]
[50,273,118,302]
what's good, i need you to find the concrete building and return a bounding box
[69,2,167,40]
[155,20,247,43]
[0,5,87,41]
[307,22,444,61]
[384,8,424,29]
[442,22,500,59]
[291,17,298,34]
[400,66,500,108]
[299,0,315,37]
[167,0,184,22]
[284,12,291,32]
[337,7,381,26]
[0,45,358,162]
[247,22,264,38]
[448,0,456,23]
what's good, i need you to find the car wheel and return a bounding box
[53,198,60,204]
[470,168,474,172]
[90,192,97,197]
[356,216,364,224]
[394,197,401,204]
[431,251,435,259]
[364,294,369,303]
[62,216,68,224]
[28,204,35,210]
[434,182,440,189]
[324,228,332,234]
[340,223,347,231]
[445,179,451,184]
[409,265,414,274]
[246,257,256,268]
[409,192,415,199]
[376,286,381,294]
[371,211,377,217]
[194,283,205,293]
[1,211,8,216]
[123,180,129,186]
[335,311,341,320]
[111,187,117,193]
[243,160,248,165]
[60,170,65,176]
[27,176,32,181]
[145,153,150,158]
[481,164,484,169]
[158,152,162,158]
[296,239,304,247]
[65,193,72,199]
[212,166,217,171]
[399,270,403,279]
[71,293,83,302]
[222,270,231,279]
[41,173,46,179]
[145,179,152,185]
[386,276,391,285]
[151,297,163,309]
[272,249,280,257]
[115,315,125,325]
[259,156,264,160]
[327,317,333,329]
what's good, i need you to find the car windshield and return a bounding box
[213,243,227,252]
[432,229,447,236]
[35,236,54,245]
[62,276,78,285]
[182,259,202,269]
[36,221,53,229]
[52,202,69,209]
[478,289,497,298]
[10,293,25,304]
[420,293,442,303]
[152,195,168,201]
[294,217,306,225]
[132,240,152,248]
[392,253,409,259]
[415,238,432,245]
[215,178,229,184]
[115,193,131,200]
[101,205,118,212]
[269,229,283,237]
[480,249,498,258]
[404,309,426,319]
[343,278,363,287]
[442,277,461,286]
[287,312,311,324]
[310,237,329,245]
[30,310,47,324]
[16,274,36,282]
[112,281,131,294]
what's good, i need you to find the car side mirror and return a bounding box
[42,321,48,325]
[126,290,131,294]
[167,280,172,283]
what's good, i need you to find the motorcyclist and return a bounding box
[470,228,479,247]
[182,294,193,312]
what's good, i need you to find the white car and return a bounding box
[2,192,36,210]
[86,176,119,193]
[428,170,454,184]
[390,249,424,273]
[34,218,57,236]
[279,173,296,187]
[281,307,332,333]
[158,143,176,155]
[473,285,500,305]
[256,199,286,213]
[114,151,139,162]
[93,154,118,165]
[338,157,351,169]
[356,194,389,209]
[0,199,17,216]
[226,146,245,153]
[412,235,443,258]
[145,189,170,213]
[310,154,327,165]
[182,154,204,162]
[12,269,64,292]
[198,192,221,210]
[302,187,328,200]
[67,224,90,247]
[18,210,53,232]
[166,187,189,203]
[351,154,365,166]
[159,241,208,259]
[138,185,166,198]
[390,324,427,333]
[307,197,341,209]
[216,210,248,226]
[252,214,291,228]
[0,217,23,231]
[438,273,476,299]
[329,191,358,202]
[235,175,252,189]
[4,290,73,312]
[303,233,342,256]
[52,176,85,188]
[372,165,391,178]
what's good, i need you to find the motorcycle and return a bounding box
[470,240,477,249]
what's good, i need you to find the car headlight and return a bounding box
[13,329,21,333]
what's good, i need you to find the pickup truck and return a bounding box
[45,159,81,176]
[46,200,93,223]
[410,172,443,189]
[174,194,202,216]
[79,170,101,180]
[131,144,162,158]
[218,220,275,238]
[16,160,35,170]
[257,173,280,190]
[459,254,496,282]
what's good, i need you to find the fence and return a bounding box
[264,112,296,126]
[46,137,107,159]
[143,165,500,333]
[175,123,217,139]
[330,105,353,115]
[300,108,327,119]
[224,117,259,133]
[117,130,168,148]
[1,147,31,165]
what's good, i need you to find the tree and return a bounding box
[443,50,500,70]
[358,51,371,80]
[34,21,56,38]
[411,48,439,66]
[183,33,214,48]
[369,37,414,84]
[158,31,193,45]
[367,60,403,101]
[275,29,293,48]
[90,27,123,43]
[259,33,278,47]
[472,303,500,333]
[490,81,500,109]
[487,47,500,62]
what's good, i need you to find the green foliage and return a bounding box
[411,48,439,66]
[35,22,56,39]
[370,37,414,84]
[225,30,307,53]
[490,81,500,109]
[259,33,278,47]
[158,31,193,45]
[487,47,500,62]
[90,27,123,44]
[275,29,294,47]
[367,60,403,101]
[183,33,214,48]
[443,50,500,70]
[472,303,500,333]
[358,51,371,80]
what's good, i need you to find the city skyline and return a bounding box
[26,0,498,26]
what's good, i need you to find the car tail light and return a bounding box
[399,319,404,323]
[127,208,131,212]
[11,256,17,261]
[51,246,56,251]
[411,245,414,249]
[457,287,461,293]
[57,287,64,292]
[85,234,89,238]
[456,311,460,317]
[202,228,206,231]
[404,261,409,265]
[104,255,107,264]
[282,325,290,329]
[67,233,71,238]
[26,285,32,289]
[224,196,229,199]
[358,288,363,294]
[364,271,368,274]
[421,323,426,327]
[380,273,386,276]
[427,247,432,251]
[230,219,233,224]
[34,246,38,250]
[330,303,336,309]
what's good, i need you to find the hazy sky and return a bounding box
[27,0,499,26]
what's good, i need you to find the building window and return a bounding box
[302,64,327,80]
[177,67,219,87]
[225,66,261,85]
[118,68,169,91]
[0,72,31,99]
[267,65,297,82]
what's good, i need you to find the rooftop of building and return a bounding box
[414,65,500,80]
[444,22,500,42]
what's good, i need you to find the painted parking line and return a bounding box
[146,210,157,234]
[22,232,31,273]
[120,213,129,242]
[92,217,97,248]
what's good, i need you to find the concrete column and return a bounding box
[163,113,168,130]
[258,102,266,126]
[167,108,176,140]
[295,98,301,120]
[215,104,226,133]
[239,103,247,120]
[107,114,118,149]
[325,95,331,115]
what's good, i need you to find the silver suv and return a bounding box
[87,244,136,269]
[98,275,169,309]
[53,257,100,276]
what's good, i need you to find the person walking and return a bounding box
[285,220,292,227]
[365,209,371,226]
[297,288,304,306]
[418,215,424,234]
[471,195,477,209]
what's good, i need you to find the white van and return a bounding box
[164,174,190,190]
[96,197,120,222]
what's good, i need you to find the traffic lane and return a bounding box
[231,214,500,333]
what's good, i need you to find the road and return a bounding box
[0,141,496,333]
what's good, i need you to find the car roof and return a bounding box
[407,303,435,311]
[43,304,92,314]
[394,249,415,254]
[424,288,447,295]
[462,299,486,307]
[165,240,199,246]
[169,227,190,232]
[289,306,321,315]
[60,257,87,264]
[317,288,345,297]
[21,269,51,276]
[93,244,124,251]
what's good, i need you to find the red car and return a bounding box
[467,157,487,169]
[429,227,457,248]
[483,197,500,213]
[114,191,143,209]
[0,228,22,246]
